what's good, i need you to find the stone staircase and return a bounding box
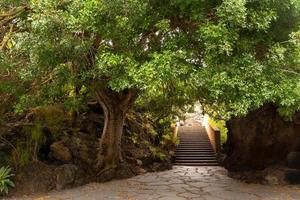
[174,125,219,166]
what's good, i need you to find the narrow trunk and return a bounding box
[97,104,125,170]
[95,89,137,172]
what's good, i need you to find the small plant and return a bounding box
[11,123,46,168]
[149,146,167,161]
[129,132,139,145]
[0,166,15,196]
[208,118,228,145]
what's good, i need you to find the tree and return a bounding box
[1,0,300,174]
[1,0,202,172]
[0,1,28,116]
[194,0,300,120]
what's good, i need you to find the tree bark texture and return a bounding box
[95,89,137,172]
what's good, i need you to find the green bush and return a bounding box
[208,118,228,145]
[0,166,15,196]
[11,124,46,167]
[148,145,167,161]
[33,105,67,137]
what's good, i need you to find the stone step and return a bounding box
[181,136,210,138]
[178,145,212,148]
[176,154,216,157]
[176,157,217,160]
[178,141,211,143]
[177,148,213,150]
[174,163,219,166]
[179,136,209,138]
[176,150,215,153]
[175,150,216,155]
[178,144,212,147]
[179,141,210,143]
[176,148,214,151]
[175,153,216,156]
[178,142,211,145]
[175,128,218,166]
[179,139,209,141]
[177,147,213,150]
[175,154,216,157]
[179,139,210,141]
[175,155,216,158]
[175,159,218,163]
[177,144,212,147]
[180,140,210,141]
[191,138,209,139]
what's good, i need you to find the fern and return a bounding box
[0,166,15,196]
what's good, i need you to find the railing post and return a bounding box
[172,122,179,144]
[215,129,221,154]
[204,115,221,154]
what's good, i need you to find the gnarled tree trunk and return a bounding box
[95,89,137,172]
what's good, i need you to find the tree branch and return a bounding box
[0,69,10,78]
[0,6,27,27]
[121,89,138,108]
[281,69,300,76]
[0,23,14,50]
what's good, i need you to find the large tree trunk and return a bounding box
[95,89,137,172]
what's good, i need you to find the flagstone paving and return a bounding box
[6,166,300,200]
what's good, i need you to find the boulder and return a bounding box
[96,168,116,182]
[69,136,97,165]
[287,152,300,169]
[140,156,154,166]
[13,162,56,194]
[151,161,172,172]
[136,159,143,166]
[224,104,300,171]
[115,163,135,179]
[265,174,279,185]
[137,168,147,175]
[228,166,287,185]
[263,167,286,185]
[50,142,72,163]
[285,168,300,184]
[55,164,78,190]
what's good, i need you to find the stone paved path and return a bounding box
[6,166,300,200]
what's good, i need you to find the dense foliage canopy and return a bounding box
[1,0,299,121]
[195,0,300,119]
[0,1,300,171]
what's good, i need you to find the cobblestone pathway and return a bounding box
[7,166,300,200]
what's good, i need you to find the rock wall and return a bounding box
[1,103,172,196]
[224,104,300,171]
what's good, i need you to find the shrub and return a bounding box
[10,105,66,168]
[11,124,46,168]
[208,118,228,145]
[148,145,167,161]
[0,166,15,196]
[33,105,67,137]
